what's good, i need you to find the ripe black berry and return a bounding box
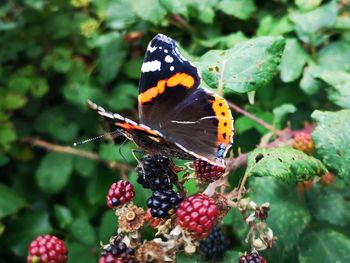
[147,189,183,218]
[194,159,225,183]
[136,155,176,191]
[239,252,266,263]
[199,226,226,259]
[99,236,135,263]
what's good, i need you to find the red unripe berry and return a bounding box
[193,160,225,183]
[144,208,161,228]
[176,194,218,239]
[27,235,67,263]
[107,180,135,208]
[320,172,334,185]
[292,132,315,155]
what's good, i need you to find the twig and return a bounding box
[228,102,281,134]
[19,137,133,173]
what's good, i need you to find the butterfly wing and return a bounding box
[138,34,234,166]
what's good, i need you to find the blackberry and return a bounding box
[147,189,183,218]
[136,154,175,191]
[194,159,225,183]
[239,252,266,263]
[100,236,135,263]
[200,226,226,259]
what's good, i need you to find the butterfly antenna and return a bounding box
[73,130,121,147]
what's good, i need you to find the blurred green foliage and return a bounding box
[1,0,350,262]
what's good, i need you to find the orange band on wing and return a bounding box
[139,73,195,104]
[116,122,158,136]
[211,95,233,146]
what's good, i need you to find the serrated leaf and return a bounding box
[298,229,350,263]
[198,36,285,94]
[312,110,350,183]
[36,152,74,193]
[316,71,350,108]
[0,184,26,219]
[279,38,308,82]
[246,147,327,183]
[218,0,256,20]
[69,216,96,246]
[290,1,337,45]
[132,0,167,25]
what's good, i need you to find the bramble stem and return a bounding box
[19,137,133,173]
[228,102,281,134]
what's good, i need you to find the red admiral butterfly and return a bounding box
[88,34,234,167]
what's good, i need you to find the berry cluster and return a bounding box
[27,235,67,263]
[194,159,225,183]
[177,194,219,239]
[106,180,135,208]
[147,189,183,218]
[199,226,226,259]
[239,252,266,263]
[136,154,175,190]
[292,132,315,155]
[99,236,135,263]
[144,208,162,228]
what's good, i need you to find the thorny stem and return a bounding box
[228,102,281,135]
[19,137,133,177]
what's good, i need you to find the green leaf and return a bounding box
[0,93,27,110]
[105,0,135,29]
[8,76,31,94]
[235,112,274,134]
[306,185,350,227]
[273,104,297,124]
[300,64,323,95]
[1,210,52,256]
[249,177,311,252]
[66,241,97,263]
[279,38,308,83]
[128,171,151,208]
[35,152,74,193]
[317,41,350,71]
[159,0,190,17]
[30,77,49,98]
[198,36,285,94]
[0,153,9,166]
[298,229,350,263]
[69,216,96,246]
[63,83,104,108]
[187,0,216,23]
[97,33,127,84]
[107,83,138,111]
[0,122,16,150]
[246,147,327,183]
[122,58,143,79]
[312,110,350,183]
[132,0,167,25]
[218,0,256,20]
[257,15,294,37]
[98,142,135,163]
[295,0,323,11]
[316,71,350,109]
[198,32,248,49]
[0,184,26,219]
[98,210,117,243]
[54,205,73,229]
[290,1,338,45]
[42,47,73,73]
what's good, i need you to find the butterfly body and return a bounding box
[90,34,234,167]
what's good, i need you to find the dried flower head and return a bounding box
[136,241,165,263]
[119,205,145,232]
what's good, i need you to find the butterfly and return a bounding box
[88,34,234,167]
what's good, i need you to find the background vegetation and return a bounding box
[1,0,350,262]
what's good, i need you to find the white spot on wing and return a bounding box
[164,49,168,53]
[165,55,174,63]
[141,60,161,72]
[147,45,157,53]
[170,66,174,71]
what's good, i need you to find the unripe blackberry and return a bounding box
[147,189,183,218]
[107,180,135,208]
[239,252,266,263]
[27,235,68,263]
[194,160,225,182]
[199,226,226,259]
[176,194,218,239]
[99,236,135,263]
[320,172,334,185]
[136,154,175,190]
[292,132,315,155]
